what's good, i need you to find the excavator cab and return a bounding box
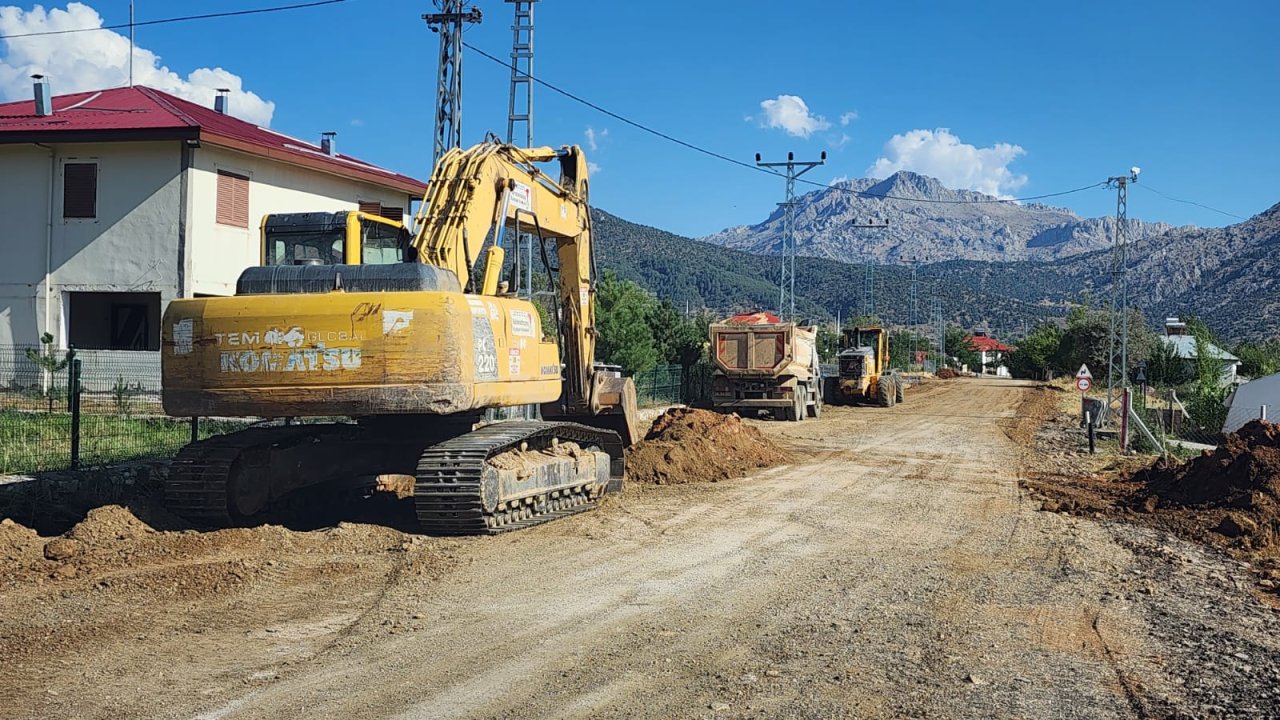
[261,211,412,267]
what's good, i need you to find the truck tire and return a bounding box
[791,387,806,422]
[822,376,839,406]
[895,376,906,404]
[876,377,893,407]
[808,384,822,418]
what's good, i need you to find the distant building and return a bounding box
[970,331,1014,377]
[0,79,427,353]
[1222,371,1278,433]
[1157,317,1239,386]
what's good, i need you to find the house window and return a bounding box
[67,292,161,351]
[216,170,250,227]
[358,200,403,222]
[63,162,98,219]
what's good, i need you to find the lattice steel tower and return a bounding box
[504,0,537,147]
[755,151,825,320]
[862,264,875,318]
[1104,167,1140,416]
[424,1,482,168]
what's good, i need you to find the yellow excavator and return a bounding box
[160,142,639,535]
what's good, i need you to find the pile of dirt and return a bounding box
[936,368,958,379]
[1132,420,1280,548]
[626,408,791,485]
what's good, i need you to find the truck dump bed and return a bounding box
[710,322,816,379]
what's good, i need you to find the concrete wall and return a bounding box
[0,142,182,348]
[1,139,418,355]
[187,144,416,296]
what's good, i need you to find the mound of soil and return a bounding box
[1133,420,1280,547]
[936,368,958,380]
[626,408,791,485]
[68,504,156,544]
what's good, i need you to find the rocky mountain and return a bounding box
[935,202,1280,342]
[702,171,1178,263]
[592,209,1053,333]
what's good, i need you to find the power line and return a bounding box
[464,41,1104,206]
[1134,183,1246,221]
[0,0,348,40]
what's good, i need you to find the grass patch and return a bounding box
[0,409,246,474]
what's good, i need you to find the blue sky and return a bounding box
[2,0,1276,237]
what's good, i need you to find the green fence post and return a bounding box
[69,356,82,470]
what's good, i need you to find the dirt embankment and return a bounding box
[625,408,791,485]
[1134,420,1280,551]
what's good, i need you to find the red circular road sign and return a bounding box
[1076,377,1092,392]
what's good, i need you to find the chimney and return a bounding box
[213,88,230,114]
[32,75,52,117]
[321,131,337,156]
[1164,317,1187,336]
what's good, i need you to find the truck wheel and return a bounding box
[808,386,822,418]
[791,387,806,422]
[895,377,906,404]
[876,377,893,408]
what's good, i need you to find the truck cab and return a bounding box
[261,210,411,267]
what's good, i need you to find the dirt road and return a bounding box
[4,379,1279,718]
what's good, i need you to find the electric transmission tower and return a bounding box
[424,1,482,168]
[862,264,875,318]
[908,260,920,369]
[1104,166,1141,419]
[755,151,825,321]
[932,294,945,372]
[504,0,537,147]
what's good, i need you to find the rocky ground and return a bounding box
[1,379,1278,719]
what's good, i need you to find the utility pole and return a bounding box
[424,1,483,169]
[907,258,920,370]
[504,0,537,298]
[863,264,875,318]
[755,151,825,321]
[504,0,537,148]
[932,293,945,373]
[1104,166,1141,424]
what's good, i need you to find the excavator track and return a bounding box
[165,424,328,526]
[413,420,625,536]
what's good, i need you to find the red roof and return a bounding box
[970,335,1013,353]
[0,86,426,195]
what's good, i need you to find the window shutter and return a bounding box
[358,200,382,217]
[380,206,404,222]
[63,163,97,218]
[216,170,250,227]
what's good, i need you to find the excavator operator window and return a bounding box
[266,230,345,266]
[360,218,405,265]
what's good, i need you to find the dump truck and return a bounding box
[826,325,904,407]
[709,312,821,421]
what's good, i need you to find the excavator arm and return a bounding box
[412,141,635,438]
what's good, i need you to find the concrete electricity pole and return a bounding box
[424,1,482,168]
[755,152,825,321]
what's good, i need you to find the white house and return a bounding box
[1158,318,1240,386]
[1223,372,1278,434]
[0,80,427,354]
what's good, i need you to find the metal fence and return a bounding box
[0,345,243,474]
[629,363,713,408]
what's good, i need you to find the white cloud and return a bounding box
[583,126,608,152]
[350,118,364,127]
[758,94,830,138]
[828,132,851,150]
[828,175,849,187]
[839,111,858,126]
[0,2,275,126]
[587,161,601,175]
[865,128,1028,198]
